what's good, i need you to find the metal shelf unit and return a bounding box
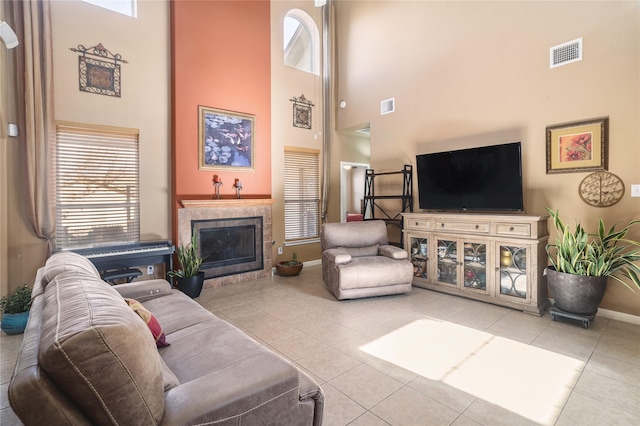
[363,165,413,246]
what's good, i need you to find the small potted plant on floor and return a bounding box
[1,285,32,335]
[545,208,640,316]
[168,231,205,298]
[276,252,303,276]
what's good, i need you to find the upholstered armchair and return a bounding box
[321,220,413,300]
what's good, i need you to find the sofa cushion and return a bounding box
[125,298,170,347]
[338,244,379,257]
[159,357,180,392]
[40,251,101,288]
[140,290,221,335]
[38,271,165,425]
[321,220,388,250]
[336,256,414,290]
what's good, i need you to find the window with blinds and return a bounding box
[55,121,140,249]
[284,147,321,243]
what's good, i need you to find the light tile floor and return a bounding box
[1,264,639,425]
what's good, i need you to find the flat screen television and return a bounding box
[416,142,524,212]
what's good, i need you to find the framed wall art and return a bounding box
[198,106,255,171]
[70,43,128,98]
[289,94,314,129]
[546,116,608,174]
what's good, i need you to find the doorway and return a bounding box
[340,161,369,223]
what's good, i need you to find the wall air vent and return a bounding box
[550,38,582,69]
[381,98,395,115]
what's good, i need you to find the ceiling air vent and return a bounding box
[550,38,582,69]
[381,98,395,115]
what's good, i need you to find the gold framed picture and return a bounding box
[546,117,608,174]
[198,106,255,171]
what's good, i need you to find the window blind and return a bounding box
[55,121,140,249]
[284,147,321,242]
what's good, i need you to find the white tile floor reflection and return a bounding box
[2,264,639,425]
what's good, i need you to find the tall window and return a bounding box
[284,147,321,243]
[55,121,140,249]
[283,9,320,75]
[82,0,137,17]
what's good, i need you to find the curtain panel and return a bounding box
[12,0,56,256]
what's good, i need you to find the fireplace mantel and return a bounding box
[180,199,275,208]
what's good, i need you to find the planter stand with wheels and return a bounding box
[550,305,596,329]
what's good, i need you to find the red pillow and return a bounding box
[124,298,169,347]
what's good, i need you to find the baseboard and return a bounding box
[597,308,640,326]
[547,298,640,325]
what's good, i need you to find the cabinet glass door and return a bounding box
[409,236,429,279]
[498,245,527,299]
[463,242,487,291]
[437,238,457,285]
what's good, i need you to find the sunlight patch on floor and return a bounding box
[359,319,584,425]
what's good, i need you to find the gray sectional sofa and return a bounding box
[8,251,324,425]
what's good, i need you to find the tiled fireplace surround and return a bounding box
[177,199,274,289]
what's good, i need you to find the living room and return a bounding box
[0,0,639,424]
[2,0,639,317]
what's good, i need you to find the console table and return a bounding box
[402,212,550,315]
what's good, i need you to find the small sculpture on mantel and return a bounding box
[212,174,223,199]
[233,178,243,199]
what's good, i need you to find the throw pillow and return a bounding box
[125,298,170,347]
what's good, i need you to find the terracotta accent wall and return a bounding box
[171,0,271,241]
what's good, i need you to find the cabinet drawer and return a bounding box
[496,223,531,237]
[435,221,489,234]
[406,219,431,230]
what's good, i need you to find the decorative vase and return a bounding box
[276,262,303,276]
[546,266,607,316]
[500,249,513,267]
[1,311,30,335]
[176,271,205,299]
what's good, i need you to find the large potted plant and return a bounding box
[545,208,640,316]
[168,232,205,298]
[1,285,32,335]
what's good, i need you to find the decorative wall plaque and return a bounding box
[289,94,314,129]
[579,171,624,207]
[69,43,128,97]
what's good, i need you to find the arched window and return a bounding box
[283,9,320,75]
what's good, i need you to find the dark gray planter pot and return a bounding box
[176,271,205,299]
[546,266,607,316]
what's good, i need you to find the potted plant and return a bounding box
[545,208,640,316]
[1,285,32,335]
[276,252,303,276]
[168,231,205,298]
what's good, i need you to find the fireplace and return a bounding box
[177,199,273,288]
[193,217,263,279]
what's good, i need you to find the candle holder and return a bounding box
[212,174,223,199]
[233,178,243,199]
